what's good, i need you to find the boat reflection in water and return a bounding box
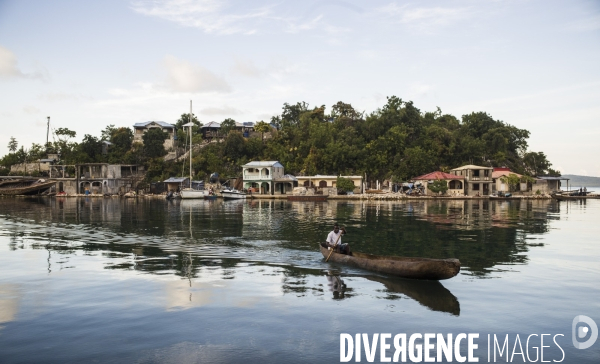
[365,275,460,316]
[324,272,460,316]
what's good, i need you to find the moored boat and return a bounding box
[221,188,247,200]
[551,192,599,201]
[319,245,460,280]
[0,179,55,195]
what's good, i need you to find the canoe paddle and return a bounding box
[325,230,343,262]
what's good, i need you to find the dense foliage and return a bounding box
[1,96,560,183]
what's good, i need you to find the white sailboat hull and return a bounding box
[180,189,207,199]
[221,190,247,200]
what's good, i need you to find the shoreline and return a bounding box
[1,193,558,200]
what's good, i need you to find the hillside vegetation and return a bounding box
[2,96,560,183]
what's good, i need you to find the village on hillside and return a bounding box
[1,116,571,199]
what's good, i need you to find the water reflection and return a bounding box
[365,275,460,316]
[0,197,563,279]
[325,273,347,300]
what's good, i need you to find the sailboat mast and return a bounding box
[189,100,193,186]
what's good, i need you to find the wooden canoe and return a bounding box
[551,193,599,201]
[0,180,55,195]
[319,245,460,280]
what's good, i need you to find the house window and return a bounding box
[319,181,327,187]
[484,170,490,177]
[473,170,480,177]
[473,183,480,190]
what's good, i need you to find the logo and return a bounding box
[572,315,598,350]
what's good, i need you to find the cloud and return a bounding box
[23,106,40,114]
[163,55,231,93]
[0,46,47,81]
[130,0,271,35]
[375,3,472,31]
[38,92,92,102]
[130,0,349,36]
[201,106,243,116]
[231,58,263,78]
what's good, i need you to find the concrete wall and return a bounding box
[10,163,50,174]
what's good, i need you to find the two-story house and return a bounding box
[450,165,493,196]
[242,161,297,195]
[133,121,176,150]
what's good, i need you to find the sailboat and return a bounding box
[180,101,206,199]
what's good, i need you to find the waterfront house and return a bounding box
[450,165,493,196]
[133,121,176,150]
[534,176,570,194]
[295,175,363,195]
[164,177,189,192]
[411,171,465,196]
[47,163,145,194]
[491,167,527,193]
[242,161,296,195]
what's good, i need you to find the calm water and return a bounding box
[0,197,599,363]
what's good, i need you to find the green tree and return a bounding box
[254,121,271,143]
[101,125,116,141]
[500,174,521,192]
[55,127,77,143]
[142,128,168,159]
[27,143,45,162]
[336,176,356,193]
[223,131,246,161]
[109,128,134,162]
[175,113,201,147]
[8,137,18,152]
[428,179,449,195]
[79,134,103,162]
[220,118,236,136]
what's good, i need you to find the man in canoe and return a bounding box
[323,223,351,255]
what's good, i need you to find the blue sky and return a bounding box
[1,0,599,176]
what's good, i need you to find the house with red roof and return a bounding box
[411,171,465,196]
[492,167,523,193]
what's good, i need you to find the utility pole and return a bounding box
[46,116,50,150]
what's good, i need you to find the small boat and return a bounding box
[319,245,460,280]
[551,193,599,201]
[221,188,247,200]
[0,179,55,195]
[180,189,205,199]
[123,191,137,198]
[204,194,217,200]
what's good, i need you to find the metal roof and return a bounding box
[412,171,464,180]
[537,176,569,181]
[164,177,189,183]
[451,164,493,171]
[491,170,522,179]
[133,121,175,129]
[201,121,221,128]
[243,161,284,168]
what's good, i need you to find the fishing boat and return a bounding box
[221,188,247,200]
[319,245,460,280]
[0,179,55,195]
[551,192,599,201]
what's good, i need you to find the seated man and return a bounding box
[323,223,351,255]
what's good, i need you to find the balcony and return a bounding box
[244,173,271,180]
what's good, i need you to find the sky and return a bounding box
[0,0,599,176]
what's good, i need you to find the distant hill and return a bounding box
[561,174,600,187]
